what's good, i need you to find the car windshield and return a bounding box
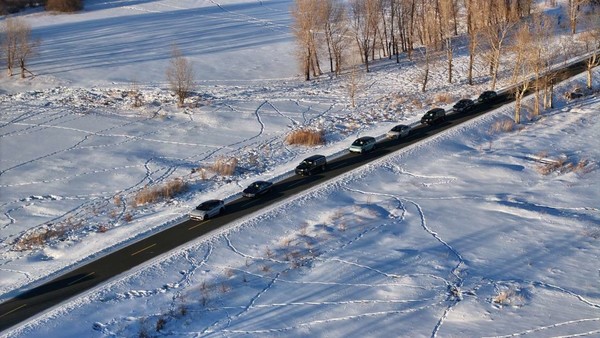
[353,140,365,146]
[392,126,403,131]
[301,160,312,165]
[196,202,216,210]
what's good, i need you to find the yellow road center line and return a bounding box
[67,272,95,286]
[0,304,27,318]
[131,243,156,256]
[188,221,206,230]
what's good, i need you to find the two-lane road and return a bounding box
[0,57,592,333]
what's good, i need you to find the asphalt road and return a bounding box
[0,58,591,333]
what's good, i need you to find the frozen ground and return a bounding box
[0,0,599,337]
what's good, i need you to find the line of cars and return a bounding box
[190,90,499,221]
[420,90,498,126]
[189,180,274,220]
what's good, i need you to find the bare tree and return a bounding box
[2,18,39,78]
[465,0,480,85]
[319,0,349,75]
[485,20,514,91]
[510,23,534,124]
[529,14,555,117]
[567,0,589,35]
[166,45,195,107]
[418,1,440,92]
[439,0,455,83]
[346,59,364,107]
[1,18,18,77]
[579,12,600,89]
[349,0,380,72]
[292,0,321,80]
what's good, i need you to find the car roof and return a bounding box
[304,154,325,161]
[200,199,222,204]
[426,108,445,113]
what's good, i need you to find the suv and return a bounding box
[295,155,327,176]
[421,108,446,126]
[189,199,225,221]
[477,90,498,103]
[349,136,376,153]
[452,99,474,113]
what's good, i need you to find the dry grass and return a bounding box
[489,119,516,134]
[536,156,567,175]
[133,178,187,207]
[155,317,167,332]
[285,129,325,146]
[434,92,455,104]
[492,288,524,306]
[564,159,592,174]
[212,157,238,176]
[533,152,595,176]
[14,217,84,250]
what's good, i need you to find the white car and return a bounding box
[386,124,411,139]
[349,136,377,153]
[189,199,225,221]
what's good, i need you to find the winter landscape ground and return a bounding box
[0,0,599,337]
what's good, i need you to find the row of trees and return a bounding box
[292,0,536,81]
[292,0,600,123]
[292,0,599,88]
[1,0,82,14]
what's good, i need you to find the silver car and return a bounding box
[349,136,376,153]
[386,124,411,139]
[189,199,225,221]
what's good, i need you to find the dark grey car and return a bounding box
[295,155,327,176]
[242,181,273,198]
[421,108,446,126]
[452,99,474,113]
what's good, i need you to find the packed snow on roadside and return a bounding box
[1,0,599,337]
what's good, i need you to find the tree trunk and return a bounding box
[446,37,453,83]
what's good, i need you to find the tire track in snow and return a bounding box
[218,301,445,335]
[342,185,466,337]
[482,317,600,338]
[208,0,290,33]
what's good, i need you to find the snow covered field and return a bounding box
[1,0,599,337]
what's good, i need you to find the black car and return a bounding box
[242,181,273,198]
[452,98,474,113]
[421,108,446,126]
[295,155,327,176]
[477,90,498,103]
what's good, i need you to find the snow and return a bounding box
[1,0,599,337]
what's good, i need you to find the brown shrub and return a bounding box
[46,0,82,12]
[489,119,516,134]
[285,129,325,146]
[133,179,187,206]
[212,157,238,176]
[14,224,69,250]
[155,317,167,332]
[434,93,454,104]
[536,157,567,175]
